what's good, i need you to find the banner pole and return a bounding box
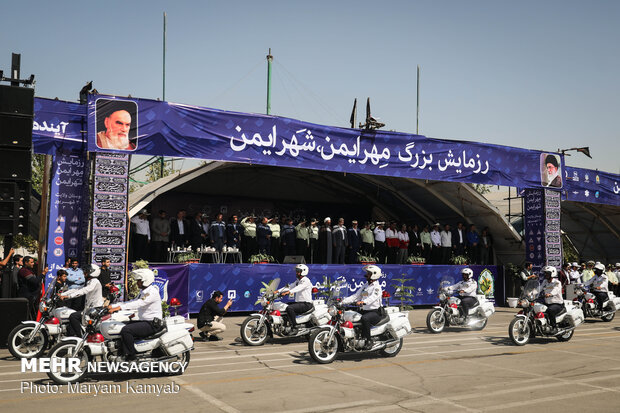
[416,65,420,135]
[37,154,52,274]
[266,48,273,115]
[162,12,167,176]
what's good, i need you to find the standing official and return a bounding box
[430,223,442,264]
[319,217,333,264]
[150,210,170,262]
[189,212,207,251]
[241,216,258,261]
[360,222,374,257]
[385,222,399,264]
[347,220,361,264]
[295,219,309,258]
[373,222,386,264]
[170,210,189,248]
[308,219,319,263]
[268,217,281,262]
[332,218,348,264]
[210,213,227,254]
[130,209,151,261]
[440,224,452,264]
[257,217,272,255]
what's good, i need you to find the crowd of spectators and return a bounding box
[519,260,620,296]
[130,209,494,265]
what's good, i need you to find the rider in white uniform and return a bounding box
[62,264,104,337]
[342,265,383,350]
[277,264,313,334]
[585,263,609,311]
[448,268,478,317]
[540,266,563,333]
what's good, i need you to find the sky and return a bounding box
[2,0,619,174]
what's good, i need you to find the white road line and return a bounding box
[171,376,240,413]
[482,388,612,411]
[277,399,379,413]
[322,365,481,413]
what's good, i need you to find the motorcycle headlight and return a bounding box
[261,297,269,307]
[39,301,48,313]
[328,306,338,317]
[520,299,530,308]
[438,292,447,301]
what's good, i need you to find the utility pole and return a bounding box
[161,12,167,178]
[266,48,273,115]
[416,65,420,135]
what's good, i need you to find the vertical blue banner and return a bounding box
[45,151,87,284]
[524,188,545,272]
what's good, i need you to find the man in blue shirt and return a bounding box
[66,258,86,310]
[466,225,480,264]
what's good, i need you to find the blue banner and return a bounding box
[524,189,545,272]
[80,94,561,190]
[187,264,502,313]
[44,151,88,284]
[563,166,620,206]
[33,98,87,154]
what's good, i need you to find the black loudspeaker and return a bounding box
[0,149,31,181]
[0,114,33,148]
[0,85,34,115]
[0,181,30,235]
[0,298,30,347]
[283,255,306,264]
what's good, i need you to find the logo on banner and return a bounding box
[228,290,237,300]
[426,288,434,295]
[53,248,63,257]
[584,174,590,183]
[196,290,204,302]
[244,291,250,298]
[572,171,579,182]
[595,175,600,184]
[54,237,63,246]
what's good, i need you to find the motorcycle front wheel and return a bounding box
[308,329,339,364]
[508,318,531,346]
[8,324,49,359]
[426,309,446,334]
[380,338,403,358]
[46,341,89,385]
[240,316,268,346]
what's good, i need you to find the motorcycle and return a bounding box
[573,284,620,322]
[240,278,331,346]
[508,280,585,346]
[426,279,495,334]
[46,306,194,384]
[307,280,412,364]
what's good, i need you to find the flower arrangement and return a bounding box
[249,254,275,264]
[406,255,426,264]
[175,252,201,263]
[450,255,469,265]
[357,252,378,264]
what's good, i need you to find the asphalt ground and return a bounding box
[1,308,620,413]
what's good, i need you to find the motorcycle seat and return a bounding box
[374,315,390,327]
[143,327,168,340]
[300,305,315,316]
[556,307,567,317]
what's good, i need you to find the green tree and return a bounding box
[129,159,179,193]
[31,154,46,195]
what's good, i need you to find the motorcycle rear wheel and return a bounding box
[601,312,615,322]
[240,316,268,346]
[8,324,49,359]
[308,329,339,364]
[556,329,574,342]
[380,338,403,357]
[46,341,89,385]
[508,318,530,346]
[426,309,446,334]
[469,317,488,331]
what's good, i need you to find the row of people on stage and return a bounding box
[129,209,494,265]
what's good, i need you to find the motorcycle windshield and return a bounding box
[522,280,541,301]
[439,276,455,291]
[327,279,347,302]
[264,278,280,296]
[44,276,57,300]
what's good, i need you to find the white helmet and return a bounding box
[542,266,558,278]
[593,263,605,274]
[364,265,382,281]
[132,268,155,287]
[462,268,474,280]
[88,264,100,278]
[295,264,309,277]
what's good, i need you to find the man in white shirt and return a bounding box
[62,265,104,337]
[277,264,313,334]
[430,223,442,264]
[130,209,151,261]
[373,222,386,264]
[342,265,383,350]
[108,269,162,361]
[440,224,452,264]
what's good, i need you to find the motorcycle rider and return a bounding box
[540,266,563,334]
[341,264,383,350]
[276,264,313,335]
[108,268,162,361]
[584,263,609,311]
[447,268,478,318]
[61,264,104,337]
